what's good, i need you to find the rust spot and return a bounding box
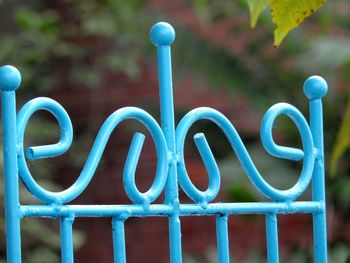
[311,9,314,13]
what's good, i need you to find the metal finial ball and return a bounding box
[150,22,175,47]
[0,65,22,91]
[303,75,328,100]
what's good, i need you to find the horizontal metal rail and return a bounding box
[20,201,323,218]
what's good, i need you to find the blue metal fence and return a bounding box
[0,22,328,263]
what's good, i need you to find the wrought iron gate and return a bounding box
[0,22,328,263]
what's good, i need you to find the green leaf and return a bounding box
[271,0,325,46]
[247,0,270,28]
[331,95,350,176]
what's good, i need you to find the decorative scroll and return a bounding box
[15,93,318,207]
[176,103,315,206]
[13,22,326,207]
[17,98,169,205]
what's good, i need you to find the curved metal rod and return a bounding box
[17,97,168,205]
[175,103,315,204]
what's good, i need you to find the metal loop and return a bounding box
[17,98,168,205]
[261,103,307,161]
[123,131,168,205]
[17,98,73,161]
[176,132,220,206]
[176,104,315,203]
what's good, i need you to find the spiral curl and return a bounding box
[17,97,168,205]
[175,103,315,205]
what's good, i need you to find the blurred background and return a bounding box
[0,0,349,262]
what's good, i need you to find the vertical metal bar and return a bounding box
[266,213,279,263]
[60,215,75,263]
[216,215,230,263]
[304,77,328,263]
[152,23,177,203]
[0,66,22,263]
[112,217,127,263]
[150,22,182,263]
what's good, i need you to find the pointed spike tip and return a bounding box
[303,75,328,100]
[150,22,175,47]
[0,65,22,91]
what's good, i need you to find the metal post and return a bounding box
[266,213,279,263]
[0,65,22,263]
[60,215,75,263]
[216,215,230,263]
[112,216,127,263]
[303,76,328,263]
[150,22,182,263]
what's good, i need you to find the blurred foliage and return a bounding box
[331,98,350,176]
[0,0,149,93]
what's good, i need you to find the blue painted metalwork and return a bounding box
[0,22,328,263]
